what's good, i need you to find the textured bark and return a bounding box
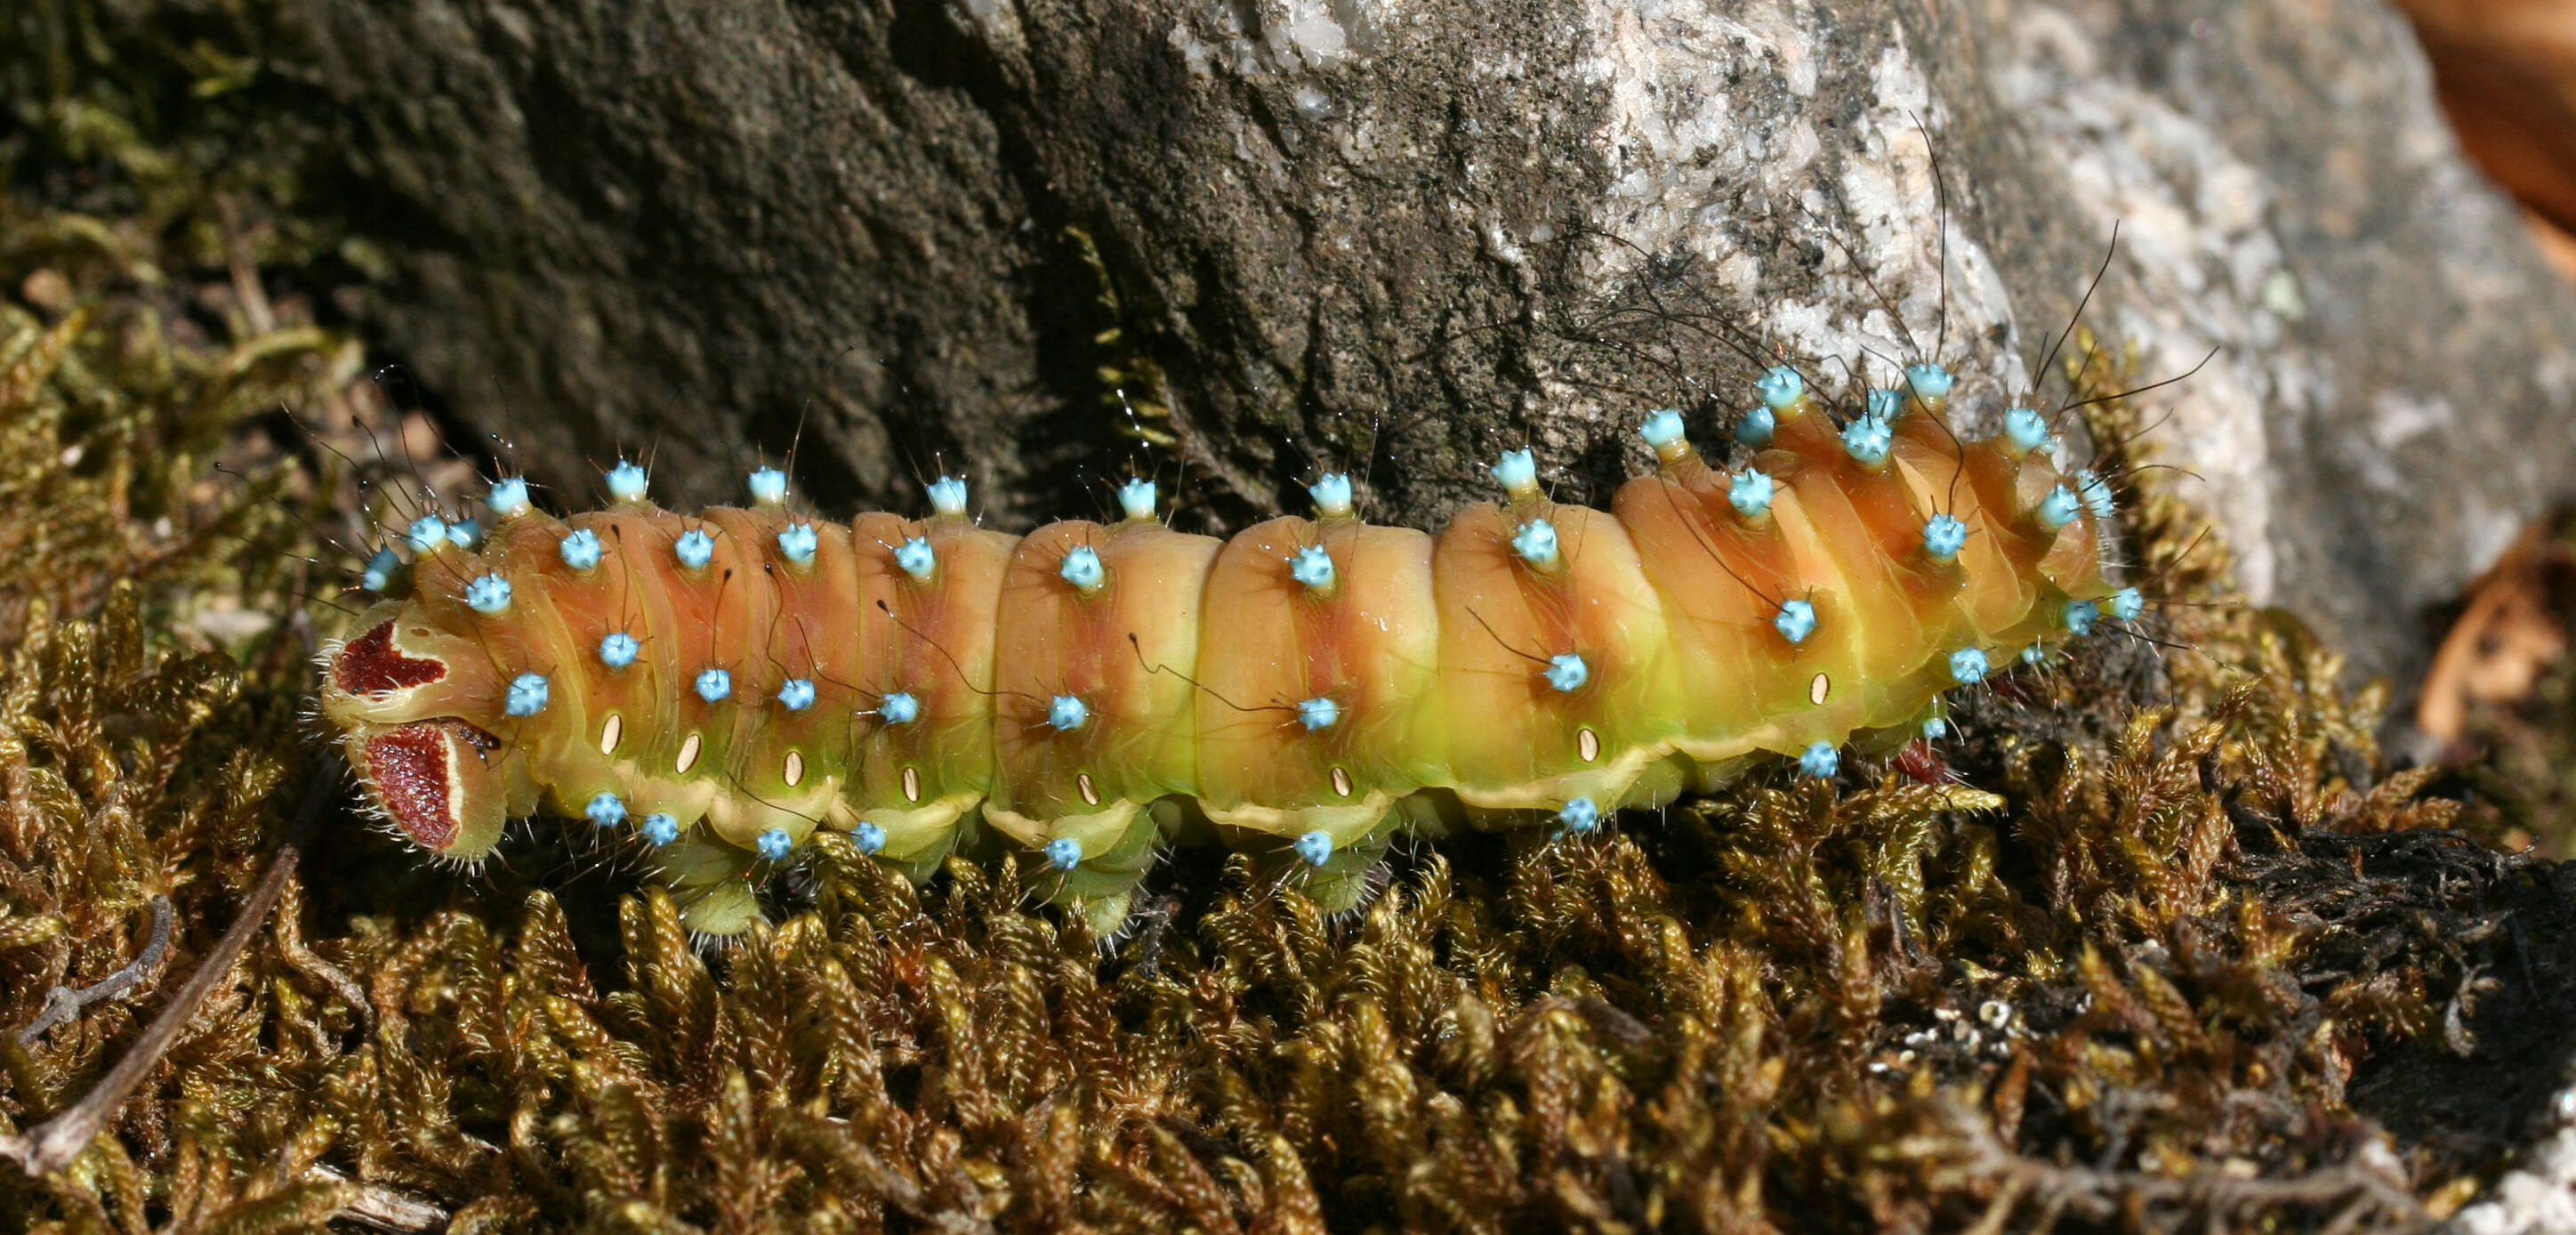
[296,0,2576,690]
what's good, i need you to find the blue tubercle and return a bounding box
[927,475,969,517]
[1308,474,1355,520]
[1799,741,1839,779]
[463,574,512,615]
[487,477,532,519]
[878,691,921,724]
[2110,586,2144,622]
[2034,486,2080,532]
[2074,469,2115,520]
[2064,599,2101,637]
[1729,469,1775,520]
[1546,652,1589,693]
[1117,478,1157,521]
[1735,405,1775,447]
[852,821,887,855]
[1757,366,1805,409]
[361,547,399,593]
[1774,598,1816,645]
[505,673,551,717]
[1296,696,1340,731]
[777,679,817,711]
[2021,644,2048,665]
[748,467,788,505]
[584,792,626,827]
[777,522,817,566]
[1048,694,1089,731]
[1921,715,1950,740]
[1492,448,1538,497]
[674,528,715,569]
[1949,647,1990,685]
[1557,797,1600,835]
[1060,545,1105,593]
[696,667,731,703]
[1906,362,1955,400]
[559,529,602,571]
[756,828,794,861]
[1288,545,1335,590]
[2003,408,2052,454]
[1922,513,1968,562]
[894,537,936,582]
[1511,518,1560,569]
[447,519,482,551]
[607,460,648,503]
[1639,408,1686,449]
[1865,389,1902,422]
[1841,415,1893,465]
[641,813,680,846]
[1293,829,1333,867]
[1044,837,1083,870]
[407,515,448,553]
[599,631,640,669]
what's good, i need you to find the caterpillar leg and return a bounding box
[1287,811,1415,915]
[1620,750,1695,812]
[1042,802,1173,936]
[1688,754,1760,795]
[651,835,763,935]
[872,810,977,884]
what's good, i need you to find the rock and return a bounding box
[293,0,2576,690]
[2453,1122,2576,1233]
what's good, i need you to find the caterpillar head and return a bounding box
[321,605,512,860]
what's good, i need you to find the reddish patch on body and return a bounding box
[1894,739,1952,786]
[334,621,446,695]
[362,721,493,851]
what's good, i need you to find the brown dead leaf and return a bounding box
[2398,0,2576,276]
[2419,519,2572,742]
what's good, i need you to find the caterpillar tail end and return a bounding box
[345,719,510,861]
[325,609,514,862]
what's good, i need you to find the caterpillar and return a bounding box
[318,363,2131,934]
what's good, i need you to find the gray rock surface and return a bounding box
[295,0,2576,690]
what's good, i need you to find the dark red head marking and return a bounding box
[335,621,447,695]
[361,720,494,851]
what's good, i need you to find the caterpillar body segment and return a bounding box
[986,517,1221,861]
[1431,499,1687,812]
[1194,516,1445,844]
[319,372,2121,932]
